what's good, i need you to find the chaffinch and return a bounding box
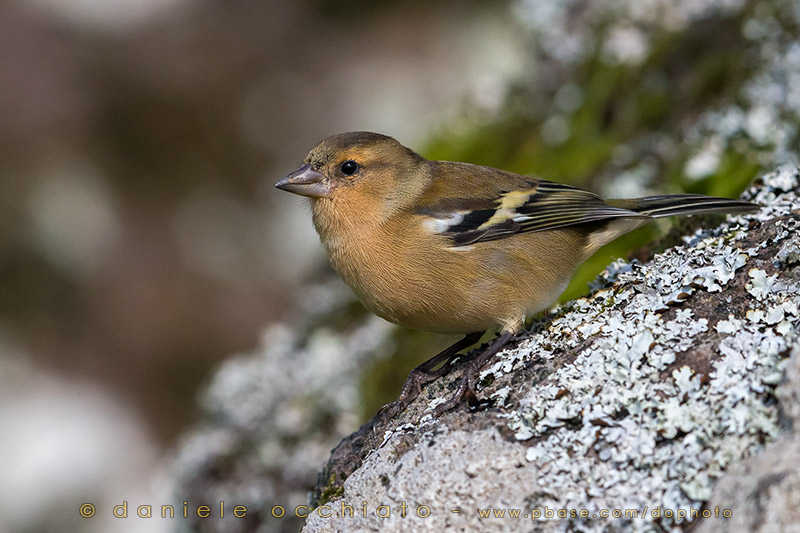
[276,131,758,416]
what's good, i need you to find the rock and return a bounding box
[694,347,800,533]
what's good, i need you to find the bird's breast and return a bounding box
[311,206,487,332]
[310,201,581,334]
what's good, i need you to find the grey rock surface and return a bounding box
[694,348,800,533]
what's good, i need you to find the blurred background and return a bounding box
[1,0,798,531]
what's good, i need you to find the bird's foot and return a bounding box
[375,331,484,421]
[377,366,444,420]
[432,330,515,417]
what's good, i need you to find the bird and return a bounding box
[275,131,758,417]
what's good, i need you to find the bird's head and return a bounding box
[276,132,429,211]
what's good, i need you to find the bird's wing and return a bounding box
[416,170,643,247]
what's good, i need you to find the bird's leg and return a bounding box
[412,330,485,377]
[378,331,483,418]
[433,331,515,416]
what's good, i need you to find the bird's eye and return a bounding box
[340,160,359,176]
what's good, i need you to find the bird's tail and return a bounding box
[608,194,759,218]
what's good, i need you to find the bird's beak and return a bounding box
[275,164,331,198]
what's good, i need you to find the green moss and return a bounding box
[317,473,345,506]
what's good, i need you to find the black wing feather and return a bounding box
[439,181,642,246]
